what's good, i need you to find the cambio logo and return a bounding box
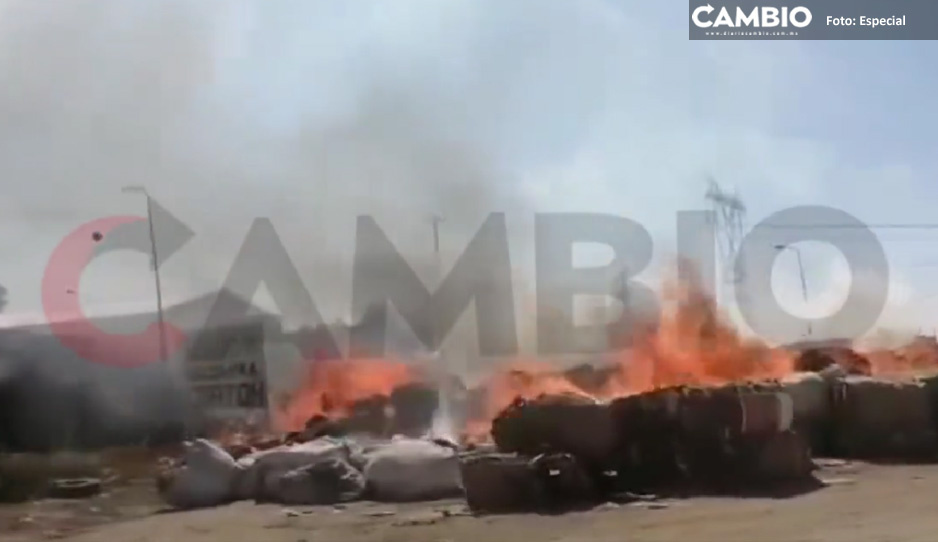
[692,4,812,28]
[44,204,890,368]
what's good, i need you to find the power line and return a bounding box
[756,223,938,229]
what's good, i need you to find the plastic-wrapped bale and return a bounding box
[459,452,595,514]
[157,439,244,510]
[236,437,359,502]
[389,383,439,437]
[361,438,463,502]
[272,457,365,505]
[831,376,937,460]
[490,393,617,468]
[779,372,836,455]
[608,388,685,491]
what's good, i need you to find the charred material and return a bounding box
[490,393,617,469]
[561,363,616,395]
[831,376,938,460]
[344,395,392,436]
[607,383,803,490]
[389,383,439,437]
[459,452,596,514]
[609,388,686,491]
[795,347,872,375]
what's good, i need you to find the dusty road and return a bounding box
[4,460,938,542]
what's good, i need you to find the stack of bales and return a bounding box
[788,347,938,461]
[460,393,613,513]
[610,383,813,494]
[462,381,813,512]
[831,376,936,460]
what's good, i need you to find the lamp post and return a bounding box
[122,186,168,362]
[774,244,811,337]
[429,215,444,352]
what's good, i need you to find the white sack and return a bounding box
[236,437,355,501]
[158,439,243,510]
[362,438,463,502]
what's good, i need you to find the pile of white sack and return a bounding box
[157,436,464,510]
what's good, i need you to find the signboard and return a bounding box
[186,328,269,422]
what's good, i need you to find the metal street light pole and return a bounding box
[123,186,168,362]
[774,244,811,337]
[429,215,444,351]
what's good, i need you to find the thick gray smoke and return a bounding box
[0,0,542,449]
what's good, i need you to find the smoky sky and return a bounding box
[2,0,928,346]
[0,0,544,324]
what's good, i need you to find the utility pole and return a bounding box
[427,214,456,439]
[428,214,444,352]
[774,244,812,338]
[430,215,443,258]
[122,186,169,363]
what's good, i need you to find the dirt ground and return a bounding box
[4,460,938,542]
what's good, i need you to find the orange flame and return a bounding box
[275,276,938,444]
[275,357,418,431]
[864,336,938,376]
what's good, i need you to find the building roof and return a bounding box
[0,288,278,334]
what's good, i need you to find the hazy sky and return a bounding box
[1,0,937,344]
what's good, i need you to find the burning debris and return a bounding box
[146,284,938,514]
[153,359,938,513]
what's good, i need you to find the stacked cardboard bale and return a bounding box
[657,383,810,492]
[918,372,938,439]
[490,393,617,470]
[830,376,937,460]
[608,388,685,491]
[777,372,838,455]
[633,383,808,490]
[468,382,812,510]
[775,348,938,462]
[462,393,614,513]
[459,452,595,514]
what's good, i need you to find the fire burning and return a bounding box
[276,358,419,430]
[273,280,938,443]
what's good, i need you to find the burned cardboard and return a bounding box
[562,363,616,395]
[609,388,686,491]
[490,393,617,468]
[389,383,439,437]
[795,347,871,376]
[344,395,392,437]
[831,376,938,460]
[459,451,596,514]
